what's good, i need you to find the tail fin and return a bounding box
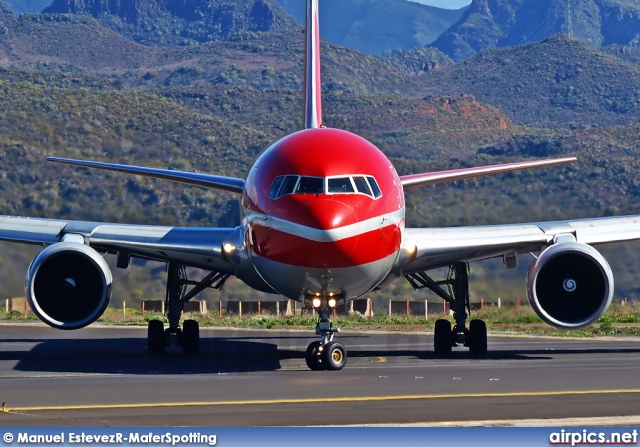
[304,0,322,129]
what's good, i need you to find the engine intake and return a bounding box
[26,242,112,330]
[527,241,613,329]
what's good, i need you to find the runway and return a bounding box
[1,323,640,426]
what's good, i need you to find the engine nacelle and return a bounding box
[527,241,613,329]
[26,242,112,330]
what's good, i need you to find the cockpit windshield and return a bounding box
[327,177,354,194]
[268,175,382,199]
[295,176,324,194]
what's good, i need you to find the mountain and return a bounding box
[3,7,639,130]
[157,85,512,152]
[418,34,640,128]
[0,2,12,21]
[3,10,639,129]
[380,46,454,73]
[43,0,298,47]
[2,0,467,55]
[0,13,162,73]
[602,44,640,67]
[275,0,466,54]
[0,14,429,95]
[2,0,52,15]
[432,0,640,61]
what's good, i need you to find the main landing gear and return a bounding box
[147,262,228,355]
[407,262,488,356]
[304,295,347,371]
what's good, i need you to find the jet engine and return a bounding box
[527,241,613,329]
[26,242,112,330]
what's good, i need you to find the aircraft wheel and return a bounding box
[322,342,347,371]
[182,319,200,355]
[468,319,487,356]
[434,319,452,354]
[305,341,324,370]
[147,319,165,355]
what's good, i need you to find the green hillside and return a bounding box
[602,44,640,66]
[0,15,426,95]
[380,46,454,74]
[416,35,640,128]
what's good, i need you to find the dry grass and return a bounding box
[2,302,640,337]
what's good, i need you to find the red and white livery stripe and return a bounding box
[245,208,404,268]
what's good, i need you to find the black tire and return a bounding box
[147,320,165,355]
[322,342,347,371]
[434,319,452,354]
[468,319,487,356]
[182,319,200,355]
[305,341,324,370]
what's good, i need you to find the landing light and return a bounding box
[404,244,417,255]
[328,298,337,308]
[312,298,322,308]
[223,243,236,253]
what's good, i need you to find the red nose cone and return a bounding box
[294,198,359,262]
[294,198,358,230]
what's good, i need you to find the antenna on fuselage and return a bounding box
[303,0,322,129]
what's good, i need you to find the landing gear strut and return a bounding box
[407,262,488,356]
[304,296,347,370]
[147,262,228,355]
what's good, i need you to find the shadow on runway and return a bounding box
[0,337,284,374]
[344,345,640,362]
[3,332,640,374]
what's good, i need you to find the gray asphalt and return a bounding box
[1,323,639,426]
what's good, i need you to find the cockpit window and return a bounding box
[268,176,284,199]
[268,174,382,199]
[295,176,324,194]
[279,175,299,196]
[328,177,354,193]
[353,176,372,196]
[367,176,382,198]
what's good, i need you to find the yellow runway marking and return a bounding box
[6,389,640,412]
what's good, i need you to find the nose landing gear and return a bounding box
[304,295,347,370]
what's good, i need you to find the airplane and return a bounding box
[0,0,633,371]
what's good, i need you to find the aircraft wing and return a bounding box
[0,215,239,273]
[46,157,246,193]
[402,215,640,273]
[399,157,576,190]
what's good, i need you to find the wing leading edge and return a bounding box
[402,215,640,274]
[400,157,577,190]
[0,215,240,273]
[47,157,245,194]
